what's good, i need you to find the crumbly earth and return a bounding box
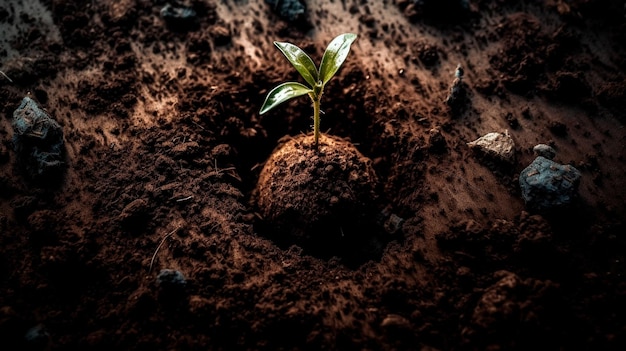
[1,0,625,350]
[254,133,382,262]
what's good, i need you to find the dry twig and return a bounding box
[148,226,181,273]
[0,70,13,83]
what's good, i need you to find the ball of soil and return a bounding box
[254,134,379,245]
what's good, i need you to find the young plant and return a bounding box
[260,33,358,147]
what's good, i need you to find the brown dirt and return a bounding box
[1,0,625,350]
[253,133,382,264]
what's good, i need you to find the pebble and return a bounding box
[264,0,306,22]
[532,144,556,160]
[467,131,516,163]
[24,324,49,350]
[519,156,581,211]
[160,4,196,22]
[12,97,65,180]
[157,269,187,288]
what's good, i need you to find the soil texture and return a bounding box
[1,0,626,350]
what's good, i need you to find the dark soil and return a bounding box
[253,133,384,265]
[1,0,626,350]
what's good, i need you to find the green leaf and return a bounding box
[319,33,357,85]
[260,82,313,115]
[274,41,319,88]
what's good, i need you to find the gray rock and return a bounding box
[445,64,466,109]
[532,144,556,160]
[12,97,65,181]
[24,324,49,349]
[160,3,196,21]
[265,0,306,22]
[467,131,516,163]
[160,3,197,30]
[157,269,187,288]
[157,269,187,303]
[384,214,405,235]
[519,156,581,211]
[376,207,405,235]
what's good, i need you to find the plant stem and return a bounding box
[313,97,321,148]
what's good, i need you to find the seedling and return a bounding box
[260,33,358,147]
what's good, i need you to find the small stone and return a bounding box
[467,131,516,163]
[532,144,556,160]
[12,97,66,181]
[160,3,197,30]
[265,0,306,22]
[445,64,466,110]
[519,156,581,211]
[160,3,196,21]
[24,324,50,350]
[384,214,405,235]
[157,269,187,288]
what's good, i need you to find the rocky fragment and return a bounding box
[160,3,197,30]
[265,0,306,22]
[156,269,187,301]
[24,324,50,350]
[467,131,516,163]
[384,214,405,235]
[157,269,187,288]
[519,156,581,211]
[532,144,556,160]
[445,64,467,110]
[376,207,405,235]
[12,97,66,182]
